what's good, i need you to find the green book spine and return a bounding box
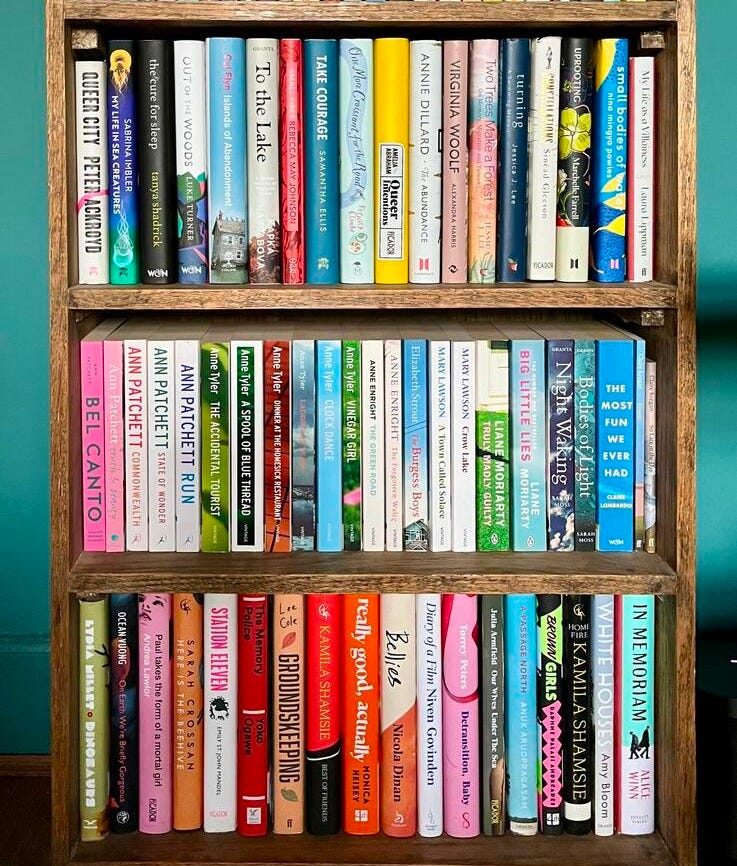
[201,341,230,551]
[342,340,362,550]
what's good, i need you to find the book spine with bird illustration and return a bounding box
[264,341,291,552]
[280,39,305,285]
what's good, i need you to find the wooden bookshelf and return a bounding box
[47,0,697,864]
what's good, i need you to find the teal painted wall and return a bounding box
[0,2,733,752]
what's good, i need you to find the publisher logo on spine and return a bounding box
[378,144,404,260]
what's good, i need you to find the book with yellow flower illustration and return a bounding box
[591,38,629,282]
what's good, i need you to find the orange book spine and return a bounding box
[343,594,381,835]
[172,593,204,830]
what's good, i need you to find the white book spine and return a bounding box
[175,339,201,552]
[75,61,109,285]
[593,594,615,836]
[384,339,403,551]
[409,41,442,283]
[416,594,443,836]
[527,37,561,280]
[629,57,655,282]
[362,340,385,551]
[124,339,148,551]
[429,341,451,551]
[451,341,476,552]
[147,340,176,551]
[204,593,238,832]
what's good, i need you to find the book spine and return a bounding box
[264,341,291,552]
[107,41,140,285]
[468,40,499,283]
[442,594,480,838]
[429,341,451,551]
[103,340,125,551]
[108,593,139,832]
[137,41,176,284]
[138,593,172,834]
[124,340,148,551]
[374,38,410,284]
[627,57,655,282]
[384,339,403,551]
[497,39,530,283]
[343,594,381,835]
[174,340,200,552]
[596,339,635,550]
[79,595,110,841]
[339,39,375,284]
[408,40,442,283]
[633,338,646,549]
[273,594,305,834]
[574,339,596,550]
[416,594,443,837]
[81,339,106,551]
[476,339,510,551]
[591,39,629,282]
[361,340,385,552]
[317,340,343,551]
[505,594,538,836]
[441,41,468,283]
[644,360,656,553]
[75,61,109,285]
[231,341,265,552]
[173,592,204,831]
[306,595,342,834]
[480,595,505,836]
[615,595,655,834]
[403,339,429,551]
[563,595,593,834]
[304,40,340,283]
[592,594,615,836]
[207,38,247,285]
[201,342,230,552]
[536,594,563,835]
[237,595,269,836]
[148,340,176,551]
[451,341,476,551]
[527,37,561,280]
[204,594,237,832]
[247,38,281,284]
[547,339,575,551]
[280,39,305,285]
[291,340,316,551]
[343,341,362,550]
[174,41,208,284]
[380,594,417,836]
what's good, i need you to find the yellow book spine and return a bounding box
[374,38,410,284]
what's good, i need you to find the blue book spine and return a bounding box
[590,39,628,282]
[632,337,646,549]
[504,594,538,835]
[497,39,530,283]
[304,40,340,284]
[402,339,429,551]
[574,338,596,550]
[596,338,635,550]
[207,38,247,285]
[317,340,343,551]
[292,340,316,551]
[510,338,546,551]
[547,339,575,551]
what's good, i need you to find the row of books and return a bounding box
[75,35,654,287]
[79,592,655,841]
[81,318,657,554]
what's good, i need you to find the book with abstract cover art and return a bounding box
[536,594,563,835]
[291,339,316,551]
[280,39,305,285]
[343,341,362,550]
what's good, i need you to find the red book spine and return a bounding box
[264,341,291,551]
[237,595,269,836]
[280,39,305,285]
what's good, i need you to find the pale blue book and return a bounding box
[402,339,428,551]
[317,340,343,551]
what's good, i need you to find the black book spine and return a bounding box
[137,40,177,284]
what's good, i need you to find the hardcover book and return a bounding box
[264,339,291,552]
[480,595,505,836]
[317,340,343,551]
[451,339,476,552]
[343,341,362,550]
[403,339,429,550]
[574,334,596,550]
[536,594,563,835]
[200,339,229,552]
[174,336,201,552]
[441,41,468,283]
[627,56,655,282]
[416,594,443,836]
[429,340,451,551]
[384,339,403,551]
[280,40,305,285]
[148,339,175,551]
[546,337,575,551]
[124,338,148,551]
[361,340,385,551]
[291,339,316,551]
[592,594,615,836]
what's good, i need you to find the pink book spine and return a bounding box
[441,593,480,838]
[103,340,125,551]
[441,41,468,284]
[280,39,305,285]
[139,593,173,834]
[81,339,106,551]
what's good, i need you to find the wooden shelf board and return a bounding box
[67,283,678,312]
[69,550,676,595]
[64,0,677,27]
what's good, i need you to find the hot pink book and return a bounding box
[441,41,469,284]
[103,339,125,551]
[80,336,107,551]
[139,593,173,834]
[441,593,480,838]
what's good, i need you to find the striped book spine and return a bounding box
[536,594,563,834]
